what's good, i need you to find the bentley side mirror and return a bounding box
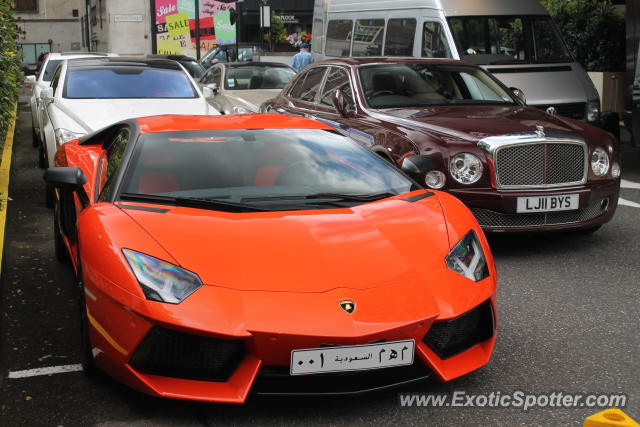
[332,89,352,117]
[43,167,90,208]
[509,87,526,105]
[401,155,435,176]
[25,75,36,84]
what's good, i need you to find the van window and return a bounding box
[312,19,323,54]
[384,19,416,56]
[448,16,571,65]
[352,19,384,56]
[422,21,451,58]
[320,67,354,107]
[326,20,353,57]
[289,67,326,102]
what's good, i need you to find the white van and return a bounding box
[312,0,601,124]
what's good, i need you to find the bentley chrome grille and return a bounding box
[494,141,587,189]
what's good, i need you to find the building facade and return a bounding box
[84,0,152,55]
[13,0,85,70]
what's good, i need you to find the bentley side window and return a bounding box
[320,67,354,108]
[289,67,327,103]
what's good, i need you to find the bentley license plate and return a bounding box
[290,340,414,375]
[516,194,579,213]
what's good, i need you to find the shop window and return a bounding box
[13,0,38,12]
[384,18,416,56]
[325,20,353,57]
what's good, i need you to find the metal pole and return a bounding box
[235,1,241,58]
[195,0,201,60]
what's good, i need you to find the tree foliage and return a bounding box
[541,0,625,71]
[0,0,21,138]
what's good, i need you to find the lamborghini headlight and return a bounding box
[123,249,202,304]
[445,230,489,282]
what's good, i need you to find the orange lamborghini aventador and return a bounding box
[44,114,497,403]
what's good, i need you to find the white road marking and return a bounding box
[618,198,640,209]
[621,179,640,190]
[8,364,82,379]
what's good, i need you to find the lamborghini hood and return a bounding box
[121,196,450,293]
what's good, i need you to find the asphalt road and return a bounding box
[1,104,639,427]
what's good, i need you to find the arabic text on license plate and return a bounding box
[516,194,579,213]
[290,339,415,375]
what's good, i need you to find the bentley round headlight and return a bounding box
[425,170,446,189]
[450,153,483,185]
[591,147,609,177]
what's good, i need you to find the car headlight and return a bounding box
[425,170,446,189]
[450,153,483,185]
[445,230,489,282]
[123,249,203,304]
[586,101,600,122]
[611,161,621,178]
[232,106,251,114]
[591,147,610,177]
[54,128,85,145]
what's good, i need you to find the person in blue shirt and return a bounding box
[291,43,312,72]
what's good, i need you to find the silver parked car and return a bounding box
[198,62,296,114]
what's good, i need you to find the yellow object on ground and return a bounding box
[584,408,640,427]
[0,103,17,279]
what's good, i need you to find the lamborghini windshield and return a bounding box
[118,129,416,211]
[359,63,516,108]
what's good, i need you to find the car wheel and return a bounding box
[32,127,39,147]
[53,202,68,264]
[76,258,99,376]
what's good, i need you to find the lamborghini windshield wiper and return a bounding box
[240,191,397,204]
[119,193,269,212]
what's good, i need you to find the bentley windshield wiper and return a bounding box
[241,192,397,204]
[119,193,269,212]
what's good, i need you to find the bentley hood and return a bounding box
[121,196,451,293]
[377,105,586,143]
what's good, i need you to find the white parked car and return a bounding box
[26,52,118,147]
[39,57,220,205]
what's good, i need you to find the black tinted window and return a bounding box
[384,19,416,56]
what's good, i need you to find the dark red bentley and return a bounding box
[261,58,621,233]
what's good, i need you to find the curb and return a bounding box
[0,103,18,280]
